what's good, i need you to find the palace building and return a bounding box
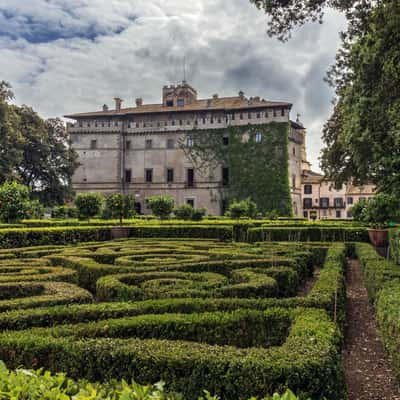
[65,81,308,216]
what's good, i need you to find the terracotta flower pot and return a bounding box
[367,228,389,247]
[110,226,130,239]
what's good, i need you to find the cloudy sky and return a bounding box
[0,0,346,170]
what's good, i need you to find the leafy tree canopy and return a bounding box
[251,0,400,195]
[0,81,78,205]
[321,1,400,194]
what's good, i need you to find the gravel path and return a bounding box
[343,259,400,400]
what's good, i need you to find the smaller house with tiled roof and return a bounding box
[301,167,375,220]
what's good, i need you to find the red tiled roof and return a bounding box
[65,96,292,119]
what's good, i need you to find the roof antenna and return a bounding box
[183,55,187,84]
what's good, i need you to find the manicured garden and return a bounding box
[1,184,400,399]
[0,236,349,399]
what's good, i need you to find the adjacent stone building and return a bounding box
[301,167,375,220]
[66,82,306,216]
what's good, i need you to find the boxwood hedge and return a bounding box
[354,243,400,386]
[247,227,369,243]
[0,360,305,399]
[0,238,348,399]
[0,307,345,400]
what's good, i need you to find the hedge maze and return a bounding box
[0,238,348,399]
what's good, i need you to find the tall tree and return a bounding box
[0,82,24,182]
[321,1,400,193]
[251,0,400,194]
[0,81,78,205]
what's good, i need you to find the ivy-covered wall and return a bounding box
[181,122,292,216]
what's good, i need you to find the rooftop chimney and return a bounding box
[135,98,143,107]
[102,104,108,112]
[114,97,123,112]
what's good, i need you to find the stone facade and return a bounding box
[66,82,306,216]
[301,168,375,220]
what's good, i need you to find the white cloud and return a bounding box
[0,0,347,170]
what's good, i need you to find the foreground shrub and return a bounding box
[26,199,45,219]
[352,193,400,228]
[354,243,400,385]
[0,226,111,249]
[51,205,78,219]
[103,194,136,222]
[192,207,207,221]
[355,242,400,302]
[248,226,369,242]
[0,181,31,223]
[174,204,194,220]
[174,205,207,221]
[0,307,345,399]
[226,198,257,219]
[148,196,175,220]
[75,192,104,221]
[0,361,304,399]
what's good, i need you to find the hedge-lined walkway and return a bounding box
[343,259,400,399]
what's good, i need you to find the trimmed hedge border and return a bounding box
[0,282,92,312]
[0,239,347,399]
[389,228,400,264]
[128,226,233,240]
[0,361,304,400]
[0,307,346,400]
[355,243,400,303]
[354,243,400,385]
[0,227,112,249]
[0,226,233,249]
[0,244,346,331]
[247,227,369,242]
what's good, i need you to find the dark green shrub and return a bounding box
[74,193,104,221]
[128,225,233,241]
[26,199,45,219]
[104,194,136,222]
[51,205,78,219]
[0,282,92,312]
[376,281,400,384]
[389,228,400,264]
[227,198,258,219]
[358,193,400,228]
[355,242,400,302]
[0,182,31,223]
[0,227,111,249]
[227,200,246,219]
[0,361,304,400]
[174,205,207,221]
[354,243,400,386]
[0,308,345,400]
[349,199,368,221]
[174,204,194,220]
[247,226,369,242]
[192,208,207,221]
[148,195,174,220]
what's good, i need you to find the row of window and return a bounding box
[124,167,230,186]
[303,210,347,219]
[87,133,264,150]
[303,196,373,209]
[77,109,286,129]
[303,197,345,209]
